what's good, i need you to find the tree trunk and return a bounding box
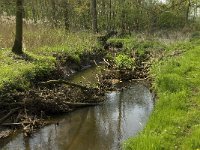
[12,0,23,55]
[121,0,126,34]
[186,0,191,23]
[91,0,98,33]
[63,1,70,31]
[50,0,57,27]
[109,0,112,31]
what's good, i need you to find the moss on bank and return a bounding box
[124,40,200,149]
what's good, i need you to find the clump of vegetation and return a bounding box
[108,36,166,52]
[114,54,135,70]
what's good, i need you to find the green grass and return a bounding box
[108,36,167,53]
[124,41,200,149]
[0,50,56,91]
[114,54,135,70]
[0,23,99,93]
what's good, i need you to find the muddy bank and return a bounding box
[99,42,152,90]
[1,82,154,150]
[0,34,153,139]
[0,48,106,139]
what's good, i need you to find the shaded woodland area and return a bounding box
[1,0,200,33]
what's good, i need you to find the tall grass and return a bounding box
[0,19,98,52]
[0,18,99,92]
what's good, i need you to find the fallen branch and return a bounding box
[0,108,21,124]
[0,123,21,127]
[0,130,13,139]
[131,77,149,81]
[39,79,98,91]
[103,58,111,66]
[65,102,102,108]
[0,102,24,107]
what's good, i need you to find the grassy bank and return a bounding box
[0,20,100,94]
[124,39,200,149]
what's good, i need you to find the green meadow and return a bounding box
[124,39,200,149]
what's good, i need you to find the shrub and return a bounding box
[114,54,135,70]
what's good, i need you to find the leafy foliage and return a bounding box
[114,54,135,70]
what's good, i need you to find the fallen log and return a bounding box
[0,130,13,139]
[0,108,21,124]
[131,77,149,81]
[39,79,98,91]
[0,102,24,107]
[0,123,21,127]
[64,102,102,108]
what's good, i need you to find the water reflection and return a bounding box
[1,83,153,150]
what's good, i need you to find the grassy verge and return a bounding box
[0,21,100,94]
[106,36,166,68]
[124,39,200,149]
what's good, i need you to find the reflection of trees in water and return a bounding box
[2,84,153,150]
[121,85,153,129]
[30,126,58,150]
[117,90,123,149]
[62,108,89,150]
[24,135,30,150]
[93,92,121,149]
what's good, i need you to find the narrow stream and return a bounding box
[0,67,154,150]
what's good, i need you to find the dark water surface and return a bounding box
[0,67,154,150]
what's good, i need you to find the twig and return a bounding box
[0,108,21,124]
[103,58,111,66]
[64,102,102,108]
[0,123,22,127]
[39,79,98,91]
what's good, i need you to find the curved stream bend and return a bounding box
[1,82,153,150]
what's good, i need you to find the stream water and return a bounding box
[0,66,154,150]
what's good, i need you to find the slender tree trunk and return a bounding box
[186,0,191,23]
[50,0,57,28]
[12,0,24,55]
[109,0,112,31]
[135,0,142,32]
[91,0,98,33]
[121,0,126,34]
[63,1,70,31]
[31,0,37,23]
[101,0,106,30]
